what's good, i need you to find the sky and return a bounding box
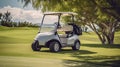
[0,0,43,24]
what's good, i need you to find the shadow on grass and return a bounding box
[59,44,120,67]
[40,44,120,67]
[82,44,120,49]
[63,55,120,67]
[41,49,96,55]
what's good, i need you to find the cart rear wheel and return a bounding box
[72,40,80,50]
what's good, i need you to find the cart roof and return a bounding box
[44,12,77,16]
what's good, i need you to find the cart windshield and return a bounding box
[40,15,58,33]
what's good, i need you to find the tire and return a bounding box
[49,41,61,52]
[72,40,80,50]
[31,40,41,51]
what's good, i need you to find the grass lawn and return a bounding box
[0,26,120,67]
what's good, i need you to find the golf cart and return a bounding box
[32,12,82,52]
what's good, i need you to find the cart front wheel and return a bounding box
[49,41,61,52]
[31,40,41,51]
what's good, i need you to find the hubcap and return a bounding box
[54,42,59,51]
[76,42,80,49]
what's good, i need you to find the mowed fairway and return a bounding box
[0,26,120,67]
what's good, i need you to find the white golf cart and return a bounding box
[32,12,82,52]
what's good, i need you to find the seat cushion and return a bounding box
[59,34,67,38]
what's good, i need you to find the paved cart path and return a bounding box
[0,56,67,67]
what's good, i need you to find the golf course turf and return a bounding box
[0,26,120,67]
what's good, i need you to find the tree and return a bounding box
[0,13,2,20]
[2,11,12,22]
[0,13,2,25]
[1,11,12,27]
[22,0,120,44]
[94,0,120,44]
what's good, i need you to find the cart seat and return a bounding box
[59,34,67,38]
[57,25,73,32]
[57,25,73,38]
